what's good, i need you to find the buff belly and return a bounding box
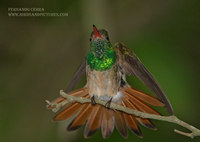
[86,65,122,102]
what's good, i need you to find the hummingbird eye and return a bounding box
[89,38,92,41]
[106,36,109,41]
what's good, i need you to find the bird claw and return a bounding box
[105,98,112,109]
[91,96,96,105]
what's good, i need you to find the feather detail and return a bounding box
[50,86,162,137]
[68,87,88,97]
[115,42,173,115]
[84,105,104,138]
[124,87,164,106]
[101,108,115,138]
[53,88,89,121]
[67,103,92,131]
[114,111,128,138]
[54,103,83,121]
[121,100,143,138]
[121,89,161,115]
[47,88,88,110]
[65,59,86,93]
[125,98,157,130]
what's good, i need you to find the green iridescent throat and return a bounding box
[87,40,115,71]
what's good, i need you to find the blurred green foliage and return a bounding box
[0,0,200,142]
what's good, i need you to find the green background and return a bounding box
[0,0,200,142]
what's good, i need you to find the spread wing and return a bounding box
[114,42,173,115]
[64,58,86,93]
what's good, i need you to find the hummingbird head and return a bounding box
[87,25,115,71]
[89,25,110,42]
[89,25,111,58]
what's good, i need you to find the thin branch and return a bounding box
[46,90,200,139]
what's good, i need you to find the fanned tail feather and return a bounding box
[122,93,157,130]
[84,104,104,138]
[50,87,163,138]
[124,87,164,106]
[121,101,143,138]
[54,103,83,121]
[47,88,88,110]
[101,108,115,139]
[67,103,93,131]
[53,88,89,121]
[114,111,128,138]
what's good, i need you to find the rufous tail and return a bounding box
[49,87,164,138]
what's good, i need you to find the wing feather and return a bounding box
[65,58,86,93]
[115,42,173,115]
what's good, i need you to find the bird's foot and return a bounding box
[105,98,112,109]
[91,96,96,105]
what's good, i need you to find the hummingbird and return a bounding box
[47,25,173,139]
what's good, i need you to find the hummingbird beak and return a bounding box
[93,25,102,38]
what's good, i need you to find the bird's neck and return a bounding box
[87,42,115,71]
